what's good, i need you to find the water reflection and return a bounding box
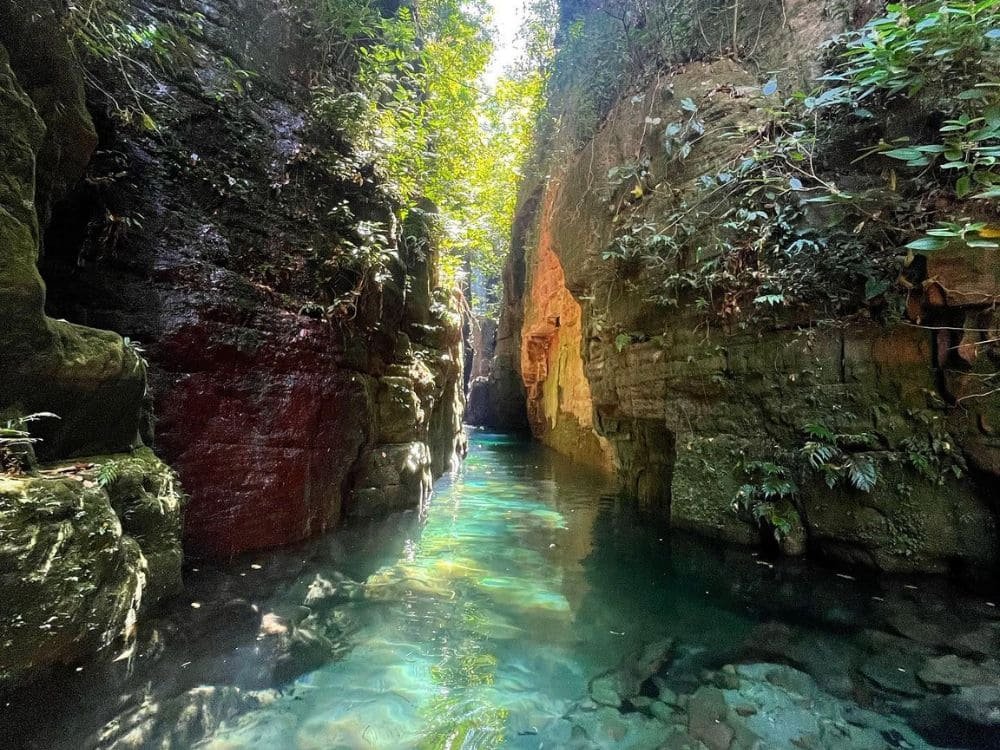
[5,431,1000,749]
[193,433,607,749]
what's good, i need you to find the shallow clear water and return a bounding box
[6,431,1000,749]
[192,432,755,749]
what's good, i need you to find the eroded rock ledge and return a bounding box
[0,452,184,691]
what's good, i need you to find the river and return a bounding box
[6,431,1000,749]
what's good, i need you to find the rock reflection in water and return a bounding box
[4,432,1000,749]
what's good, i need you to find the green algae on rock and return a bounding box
[0,2,185,694]
[0,450,184,692]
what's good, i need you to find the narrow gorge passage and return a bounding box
[7,432,1000,749]
[3,0,1000,748]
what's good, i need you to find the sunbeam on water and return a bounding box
[198,432,623,749]
[7,431,1000,750]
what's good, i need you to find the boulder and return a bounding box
[0,452,184,691]
[588,638,676,708]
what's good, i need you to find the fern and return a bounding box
[801,441,836,469]
[734,460,799,541]
[760,476,798,499]
[798,421,881,493]
[1,412,61,445]
[97,461,124,488]
[753,503,794,541]
[803,421,837,442]
[843,455,878,492]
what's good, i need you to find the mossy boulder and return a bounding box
[0,450,184,692]
[100,448,186,603]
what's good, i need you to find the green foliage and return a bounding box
[819,0,999,105]
[541,0,750,150]
[800,421,881,492]
[96,460,124,488]
[305,202,394,318]
[733,460,799,541]
[731,406,974,541]
[900,410,967,485]
[661,99,705,163]
[466,70,549,316]
[596,1,998,323]
[0,413,59,474]
[817,0,1000,251]
[903,220,999,252]
[308,0,381,78]
[613,331,647,351]
[308,0,550,314]
[67,0,207,130]
[602,130,894,320]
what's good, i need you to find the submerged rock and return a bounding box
[588,637,676,708]
[91,685,278,750]
[918,654,1000,691]
[715,663,932,749]
[575,646,935,750]
[915,687,1000,749]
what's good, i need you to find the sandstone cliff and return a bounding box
[492,0,1000,574]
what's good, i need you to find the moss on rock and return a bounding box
[0,34,148,460]
[0,451,184,692]
[0,21,186,694]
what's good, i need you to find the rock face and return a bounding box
[33,0,466,557]
[0,2,146,460]
[492,0,1000,573]
[0,451,184,692]
[0,0,466,692]
[466,317,499,426]
[0,0,186,691]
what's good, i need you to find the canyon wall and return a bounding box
[0,0,183,691]
[495,0,1000,574]
[32,0,466,558]
[1,0,464,688]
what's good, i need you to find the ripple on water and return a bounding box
[11,431,1000,750]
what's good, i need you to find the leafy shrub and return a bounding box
[817,0,1000,251]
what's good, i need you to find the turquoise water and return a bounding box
[7,431,1000,749]
[192,432,753,748]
